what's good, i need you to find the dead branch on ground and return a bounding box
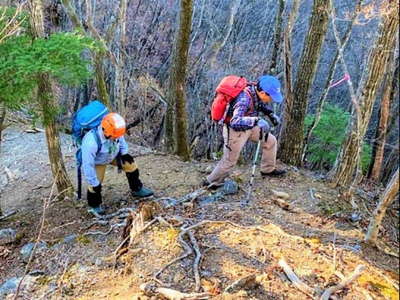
[320,265,365,300]
[278,258,315,298]
[0,210,17,221]
[224,274,258,294]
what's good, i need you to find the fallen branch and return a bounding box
[0,210,17,221]
[309,188,316,201]
[32,183,53,191]
[170,188,208,207]
[320,265,365,300]
[278,258,315,298]
[224,274,258,294]
[271,189,290,200]
[140,283,210,300]
[272,197,294,211]
[84,222,126,236]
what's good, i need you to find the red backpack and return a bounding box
[211,75,251,124]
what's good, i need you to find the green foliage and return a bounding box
[305,104,373,174]
[0,7,30,38]
[305,104,350,169]
[361,143,372,174]
[0,31,97,110]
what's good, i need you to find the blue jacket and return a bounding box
[81,126,128,187]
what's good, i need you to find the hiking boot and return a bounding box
[88,205,105,216]
[131,186,154,198]
[261,169,286,177]
[201,179,223,190]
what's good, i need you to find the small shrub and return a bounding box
[305,104,372,174]
[305,104,350,170]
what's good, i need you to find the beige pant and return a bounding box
[87,159,138,192]
[207,126,277,184]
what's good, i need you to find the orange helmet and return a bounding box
[101,113,126,139]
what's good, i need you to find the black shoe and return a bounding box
[201,179,223,190]
[261,169,286,177]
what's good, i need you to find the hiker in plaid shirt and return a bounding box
[204,75,287,186]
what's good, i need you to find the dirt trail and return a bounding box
[0,126,398,299]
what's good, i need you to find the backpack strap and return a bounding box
[76,128,102,200]
[224,87,254,152]
[92,128,102,155]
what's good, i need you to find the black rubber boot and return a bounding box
[126,169,154,197]
[87,189,102,208]
[126,169,143,192]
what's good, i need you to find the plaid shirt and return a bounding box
[229,86,274,131]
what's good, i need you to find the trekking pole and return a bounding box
[77,166,82,200]
[242,129,266,206]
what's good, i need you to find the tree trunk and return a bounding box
[169,0,192,161]
[278,0,331,166]
[282,0,300,121]
[302,0,362,162]
[31,0,73,198]
[369,58,398,181]
[0,100,6,149]
[381,141,399,185]
[115,0,127,117]
[93,53,111,108]
[364,169,399,245]
[266,0,284,74]
[328,4,399,188]
[164,101,175,152]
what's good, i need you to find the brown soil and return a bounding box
[0,126,398,300]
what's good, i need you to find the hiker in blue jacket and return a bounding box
[82,112,153,215]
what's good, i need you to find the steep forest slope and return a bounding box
[0,125,398,299]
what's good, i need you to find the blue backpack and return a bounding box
[72,100,109,199]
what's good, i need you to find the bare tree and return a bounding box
[302,0,363,162]
[29,0,73,198]
[265,0,284,74]
[114,0,128,117]
[282,0,301,114]
[328,3,399,188]
[168,0,193,160]
[279,0,331,166]
[365,168,399,245]
[368,55,398,181]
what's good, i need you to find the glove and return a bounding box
[257,118,270,131]
[92,183,102,194]
[121,153,134,164]
[268,113,281,126]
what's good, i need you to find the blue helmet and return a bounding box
[257,75,283,104]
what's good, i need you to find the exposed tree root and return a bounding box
[140,282,210,299]
[188,231,202,292]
